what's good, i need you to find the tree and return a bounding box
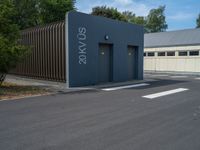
[40,0,76,24]
[132,16,146,26]
[122,11,146,26]
[91,6,127,22]
[197,14,200,28]
[91,6,168,33]
[13,0,41,30]
[145,6,168,33]
[122,11,135,22]
[12,0,76,29]
[0,0,28,85]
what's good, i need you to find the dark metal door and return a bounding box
[98,44,112,83]
[127,46,136,80]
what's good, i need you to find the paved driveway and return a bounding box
[0,74,200,150]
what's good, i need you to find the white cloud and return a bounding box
[168,12,196,21]
[116,2,151,16]
[114,0,132,6]
[110,0,154,16]
[76,0,158,16]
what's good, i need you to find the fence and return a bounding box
[11,22,66,82]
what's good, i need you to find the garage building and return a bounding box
[12,11,144,87]
[144,28,200,74]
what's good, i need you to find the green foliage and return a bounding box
[122,11,146,25]
[197,14,200,28]
[91,6,127,22]
[133,16,146,26]
[91,5,167,33]
[40,0,76,24]
[122,11,135,22]
[0,36,28,73]
[0,0,19,43]
[13,0,41,30]
[13,0,41,29]
[12,0,76,29]
[0,0,29,75]
[145,6,168,33]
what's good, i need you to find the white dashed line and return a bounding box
[151,75,169,77]
[171,76,188,78]
[142,88,189,99]
[195,78,200,80]
[102,83,150,91]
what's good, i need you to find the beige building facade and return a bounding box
[144,29,200,74]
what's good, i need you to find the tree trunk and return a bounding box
[0,73,6,86]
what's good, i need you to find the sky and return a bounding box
[75,0,200,31]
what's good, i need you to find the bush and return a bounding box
[0,36,28,85]
[0,0,29,85]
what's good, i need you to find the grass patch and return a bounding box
[0,82,50,100]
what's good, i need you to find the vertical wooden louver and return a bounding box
[11,22,66,82]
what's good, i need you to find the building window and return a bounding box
[189,51,199,56]
[158,52,165,56]
[144,53,146,57]
[179,51,188,56]
[167,51,175,56]
[147,52,155,57]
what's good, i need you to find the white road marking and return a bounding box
[171,76,188,78]
[144,74,152,76]
[151,74,169,77]
[142,88,189,99]
[195,78,200,80]
[102,83,150,91]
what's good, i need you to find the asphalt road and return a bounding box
[0,74,200,150]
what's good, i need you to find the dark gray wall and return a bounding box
[66,11,144,87]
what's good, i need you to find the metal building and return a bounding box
[144,28,200,74]
[12,11,144,87]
